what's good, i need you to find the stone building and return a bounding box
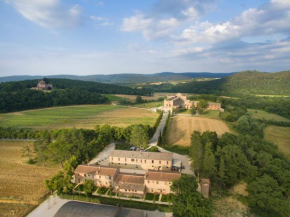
[109,150,173,171]
[163,93,223,112]
[33,80,53,90]
[72,164,181,197]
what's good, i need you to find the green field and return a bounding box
[248,109,290,122]
[264,126,290,160]
[0,105,158,130]
[134,101,163,108]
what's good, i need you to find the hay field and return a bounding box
[166,116,230,146]
[0,141,59,217]
[248,109,290,122]
[0,105,158,129]
[264,126,290,160]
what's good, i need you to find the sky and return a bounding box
[0,0,290,76]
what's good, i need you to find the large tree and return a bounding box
[130,124,149,149]
[171,175,212,217]
[248,174,290,217]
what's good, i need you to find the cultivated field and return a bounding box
[166,116,230,146]
[0,105,159,129]
[114,93,169,102]
[0,141,59,217]
[248,109,290,122]
[264,126,290,160]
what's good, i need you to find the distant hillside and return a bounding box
[0,72,235,84]
[151,71,290,95]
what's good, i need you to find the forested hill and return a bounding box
[0,78,152,95]
[154,71,290,95]
[0,79,152,113]
[0,72,234,84]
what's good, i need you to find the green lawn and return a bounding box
[134,101,163,109]
[265,126,290,160]
[103,94,124,102]
[200,110,221,119]
[145,193,155,200]
[97,187,109,195]
[248,109,290,122]
[0,105,158,129]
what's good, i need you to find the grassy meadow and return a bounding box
[264,126,290,160]
[166,116,230,146]
[248,109,290,122]
[0,105,159,130]
[0,141,60,217]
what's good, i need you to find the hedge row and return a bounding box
[58,193,172,212]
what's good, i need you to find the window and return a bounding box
[99,176,101,178]
[147,181,150,183]
[84,174,87,177]
[156,181,159,184]
[159,161,161,164]
[131,159,134,162]
[152,160,154,163]
[118,158,120,161]
[125,158,127,162]
[111,157,113,161]
[145,160,146,163]
[141,159,142,163]
[167,161,169,165]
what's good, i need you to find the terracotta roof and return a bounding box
[115,174,144,185]
[110,150,173,161]
[208,102,221,106]
[118,183,145,192]
[145,171,181,182]
[74,165,118,176]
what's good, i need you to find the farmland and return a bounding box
[0,141,59,217]
[248,109,290,122]
[264,126,290,160]
[166,116,230,146]
[0,105,159,129]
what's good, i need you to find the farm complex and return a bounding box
[163,93,224,113]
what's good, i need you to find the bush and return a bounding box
[145,193,155,200]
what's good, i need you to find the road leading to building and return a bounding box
[149,112,168,147]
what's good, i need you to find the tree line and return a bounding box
[0,78,154,113]
[189,121,290,217]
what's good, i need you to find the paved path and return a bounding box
[89,143,115,165]
[148,112,168,147]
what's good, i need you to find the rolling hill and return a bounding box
[0,72,235,84]
[151,70,290,95]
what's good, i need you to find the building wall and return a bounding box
[110,157,172,171]
[145,179,173,194]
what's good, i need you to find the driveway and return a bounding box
[149,112,168,147]
[89,143,115,166]
[158,147,194,175]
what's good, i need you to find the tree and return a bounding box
[171,175,212,217]
[64,155,78,176]
[198,99,208,109]
[135,95,143,104]
[44,171,65,194]
[83,180,95,196]
[248,174,290,217]
[130,124,149,149]
[218,156,226,195]
[197,107,204,115]
[202,142,217,179]
[189,131,204,176]
[21,145,33,163]
[190,106,196,116]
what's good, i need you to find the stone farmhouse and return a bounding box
[73,164,181,197]
[32,80,53,90]
[163,93,224,113]
[109,150,173,171]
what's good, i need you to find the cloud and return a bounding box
[4,0,82,29]
[96,1,104,7]
[174,0,290,45]
[121,0,215,40]
[90,15,113,27]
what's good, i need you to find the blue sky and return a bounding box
[0,0,290,76]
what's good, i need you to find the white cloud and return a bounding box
[121,0,215,40]
[91,16,106,21]
[91,15,113,27]
[96,1,104,7]
[174,1,290,45]
[4,0,82,29]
